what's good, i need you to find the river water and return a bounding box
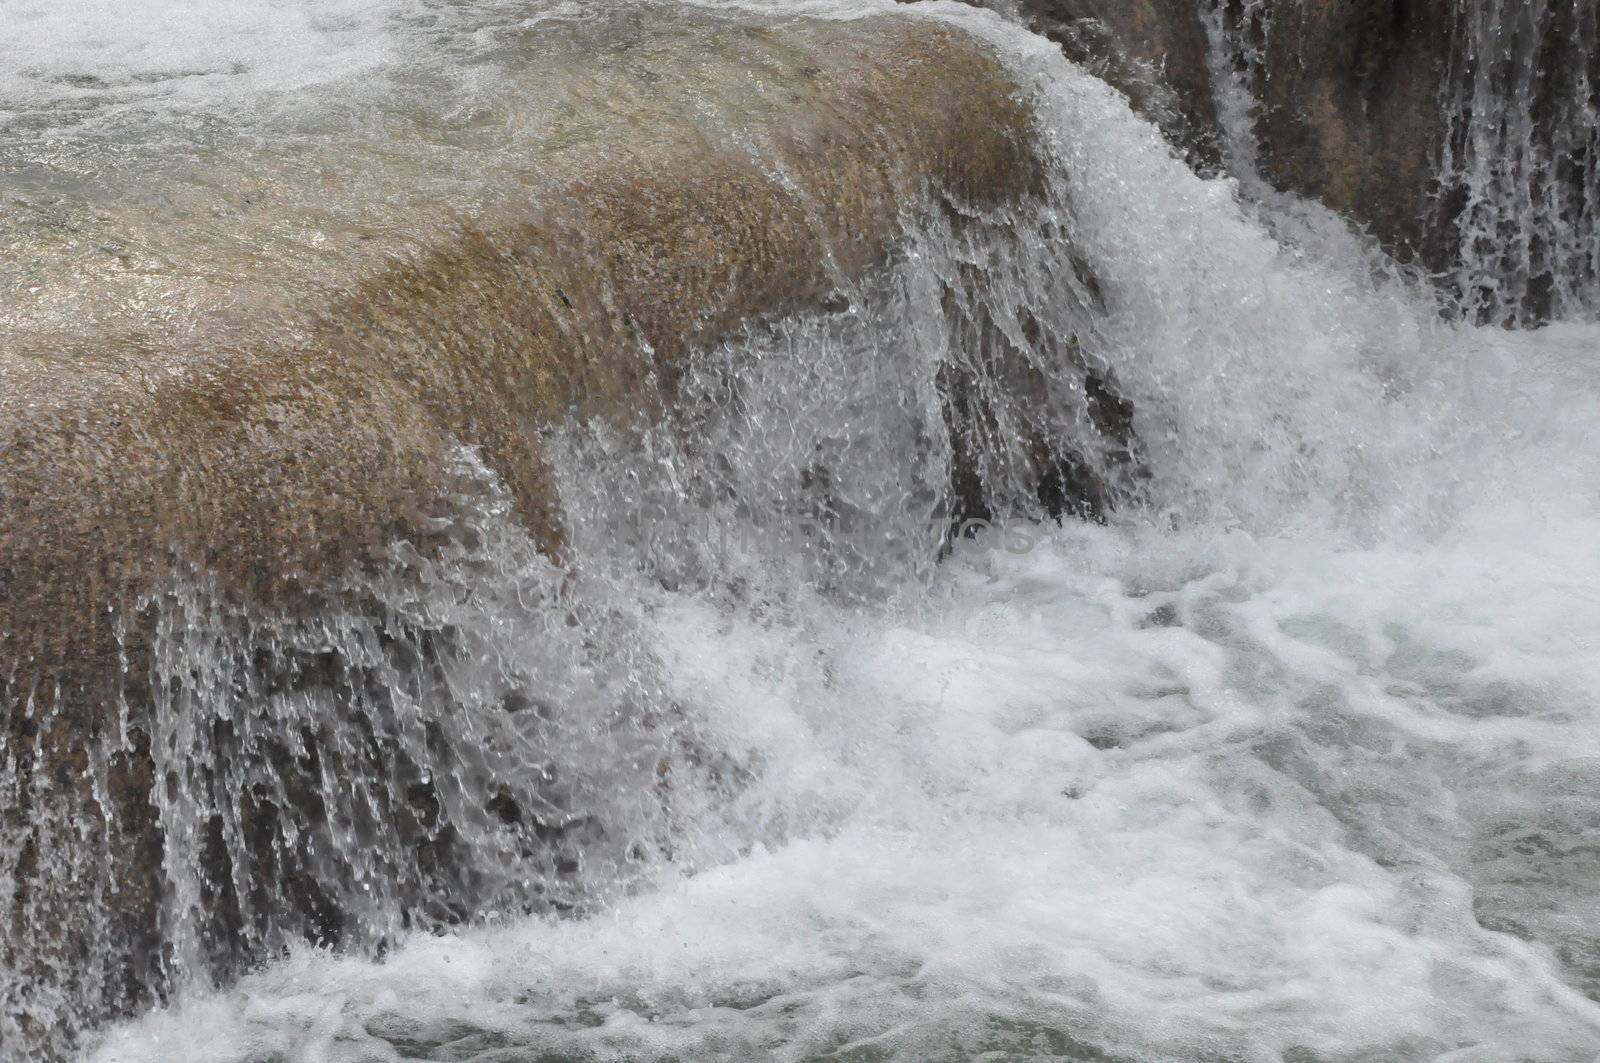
[9,0,1599,1059]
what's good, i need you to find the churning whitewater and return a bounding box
[19,0,1600,1059]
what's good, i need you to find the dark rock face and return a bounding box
[1214,0,1597,323]
[1433,0,1600,324]
[1019,0,1225,171]
[938,247,1143,529]
[1247,0,1456,263]
[989,0,1597,323]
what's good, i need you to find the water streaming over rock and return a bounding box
[9,173,1130,1056]
[1198,0,1275,178]
[1437,0,1600,325]
[4,0,1600,1060]
[1,2,1046,1054]
[1201,0,1600,325]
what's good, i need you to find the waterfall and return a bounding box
[1438,0,1600,325]
[1200,0,1600,325]
[1198,0,1276,178]
[6,182,1129,1056]
[0,4,1106,1053]
[7,0,1600,1060]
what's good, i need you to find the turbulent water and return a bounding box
[9,0,1599,1059]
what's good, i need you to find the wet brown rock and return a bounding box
[0,10,1040,1055]
[1250,0,1455,263]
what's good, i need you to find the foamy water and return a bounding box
[40,0,1600,1060]
[89,495,1600,1060]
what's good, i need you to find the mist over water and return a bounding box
[13,0,1599,1059]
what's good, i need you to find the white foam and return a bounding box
[90,495,1600,1060]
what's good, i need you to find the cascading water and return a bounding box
[8,174,1121,1058]
[1198,0,1275,178]
[1438,0,1600,325]
[1,4,1044,1054]
[5,0,1600,1060]
[1201,0,1600,326]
